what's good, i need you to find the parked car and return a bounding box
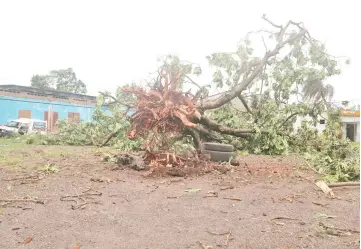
[0,118,47,137]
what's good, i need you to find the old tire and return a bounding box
[201,150,236,162]
[203,142,234,152]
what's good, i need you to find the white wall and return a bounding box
[341,116,360,142]
[293,114,327,134]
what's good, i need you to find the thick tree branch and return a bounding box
[198,116,268,138]
[237,95,253,114]
[199,27,306,110]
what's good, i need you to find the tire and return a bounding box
[201,150,236,162]
[203,142,234,152]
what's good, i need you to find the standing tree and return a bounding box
[30,68,87,94]
[30,75,52,89]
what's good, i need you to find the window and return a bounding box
[320,119,325,124]
[18,110,31,119]
[6,121,21,128]
[33,122,46,131]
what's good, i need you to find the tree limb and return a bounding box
[198,116,268,138]
[199,25,306,110]
[237,95,253,114]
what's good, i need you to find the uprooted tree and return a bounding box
[27,16,358,182]
[99,16,347,152]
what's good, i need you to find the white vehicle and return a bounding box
[0,118,47,136]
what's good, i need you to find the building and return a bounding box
[339,102,360,142]
[0,85,97,131]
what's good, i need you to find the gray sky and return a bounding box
[0,0,360,102]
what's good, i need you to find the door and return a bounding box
[44,111,58,131]
[346,123,356,141]
[68,112,80,123]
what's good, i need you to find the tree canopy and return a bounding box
[30,68,87,94]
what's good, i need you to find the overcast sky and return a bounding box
[0,0,360,103]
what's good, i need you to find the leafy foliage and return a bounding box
[31,68,87,94]
[26,102,142,151]
[301,111,360,182]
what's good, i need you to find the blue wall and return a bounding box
[0,96,95,124]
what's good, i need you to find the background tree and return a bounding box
[30,68,87,94]
[30,75,52,89]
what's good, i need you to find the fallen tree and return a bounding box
[104,15,346,152]
[24,15,358,182]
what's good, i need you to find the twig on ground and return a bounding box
[223,197,241,201]
[319,222,360,234]
[0,198,44,207]
[271,216,300,221]
[220,186,234,191]
[60,188,102,210]
[206,230,230,236]
[312,201,329,207]
[3,174,45,184]
[203,191,218,198]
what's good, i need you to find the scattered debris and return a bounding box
[203,191,218,198]
[223,197,241,201]
[220,185,234,191]
[279,194,303,203]
[185,188,201,193]
[60,188,102,210]
[315,213,337,219]
[315,181,335,199]
[319,222,360,236]
[90,177,112,183]
[270,216,300,221]
[312,201,329,207]
[3,173,45,184]
[24,236,33,244]
[105,153,148,171]
[0,198,44,208]
[74,244,81,249]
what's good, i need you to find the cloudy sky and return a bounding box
[0,0,360,102]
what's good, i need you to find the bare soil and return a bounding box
[0,145,359,249]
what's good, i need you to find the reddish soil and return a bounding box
[0,146,359,249]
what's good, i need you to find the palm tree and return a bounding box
[302,79,334,104]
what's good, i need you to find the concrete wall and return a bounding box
[341,116,360,142]
[0,96,95,125]
[293,115,327,134]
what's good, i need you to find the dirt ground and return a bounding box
[0,143,359,249]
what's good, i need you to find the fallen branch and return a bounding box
[315,181,335,198]
[0,198,44,205]
[223,197,241,201]
[312,201,329,207]
[328,182,360,188]
[60,188,102,210]
[271,216,300,221]
[319,222,360,234]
